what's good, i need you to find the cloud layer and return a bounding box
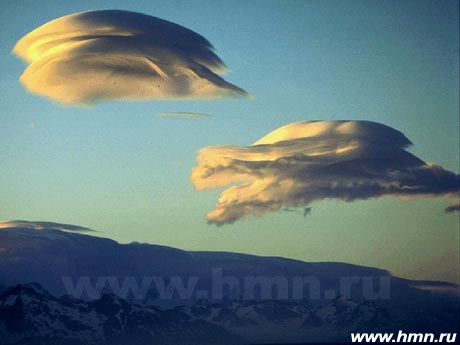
[191,121,459,225]
[13,10,249,104]
[0,220,94,232]
[158,112,212,119]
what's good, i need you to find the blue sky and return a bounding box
[0,0,458,283]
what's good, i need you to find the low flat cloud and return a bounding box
[0,220,94,232]
[158,112,212,119]
[13,10,249,104]
[191,120,459,225]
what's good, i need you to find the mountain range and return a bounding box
[0,223,458,344]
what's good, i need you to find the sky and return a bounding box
[0,0,459,283]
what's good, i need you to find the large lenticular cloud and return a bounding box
[0,220,94,232]
[13,10,249,104]
[191,120,459,225]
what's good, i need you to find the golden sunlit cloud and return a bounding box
[191,120,459,225]
[13,10,250,105]
[158,112,212,119]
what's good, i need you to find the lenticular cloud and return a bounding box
[0,220,93,232]
[13,10,249,104]
[191,120,459,225]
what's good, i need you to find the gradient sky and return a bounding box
[1,0,459,283]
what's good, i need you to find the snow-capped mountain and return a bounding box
[2,284,458,345]
[0,284,243,345]
[0,223,459,344]
[0,284,406,344]
[2,225,455,304]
